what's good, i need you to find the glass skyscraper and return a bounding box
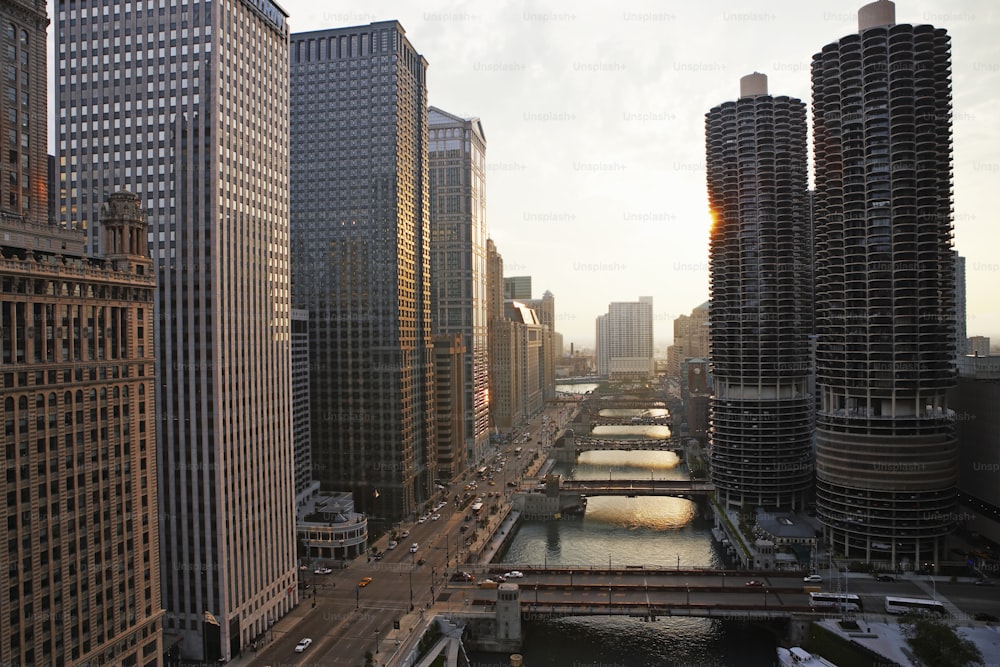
[290,22,435,523]
[428,106,490,467]
[56,0,297,660]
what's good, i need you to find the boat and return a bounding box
[777,647,838,667]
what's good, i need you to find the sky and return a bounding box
[50,0,1000,352]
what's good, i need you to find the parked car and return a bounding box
[431,513,441,521]
[803,574,823,583]
[401,530,410,538]
[875,574,895,582]
[504,571,524,579]
[410,543,419,553]
[314,567,333,575]
[295,638,312,653]
[387,540,398,550]
[745,580,764,587]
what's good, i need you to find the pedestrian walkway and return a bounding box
[478,510,521,564]
[910,577,963,616]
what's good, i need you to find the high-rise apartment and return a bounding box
[812,0,957,565]
[706,73,813,512]
[503,276,532,300]
[292,308,312,495]
[290,22,435,522]
[56,0,296,660]
[599,297,654,380]
[428,106,490,467]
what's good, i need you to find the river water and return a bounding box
[471,397,779,666]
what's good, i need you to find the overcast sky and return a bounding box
[51,1,1000,352]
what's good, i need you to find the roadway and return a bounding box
[246,400,579,666]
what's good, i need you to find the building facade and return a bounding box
[290,22,435,523]
[1,192,164,665]
[706,73,813,512]
[600,297,655,380]
[812,0,958,565]
[668,302,710,379]
[56,0,297,659]
[432,334,467,480]
[952,356,1000,545]
[967,336,990,358]
[428,106,490,467]
[503,276,531,300]
[292,309,312,496]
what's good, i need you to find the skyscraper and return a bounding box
[706,73,813,512]
[428,106,490,466]
[812,0,957,565]
[57,0,296,659]
[290,22,435,522]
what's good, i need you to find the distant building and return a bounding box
[598,297,655,380]
[296,490,369,563]
[504,276,532,300]
[595,314,609,377]
[968,336,990,358]
[667,302,710,379]
[681,358,711,442]
[955,253,967,357]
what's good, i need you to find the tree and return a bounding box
[900,614,984,667]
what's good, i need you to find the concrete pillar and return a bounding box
[495,583,522,645]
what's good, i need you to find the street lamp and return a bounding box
[374,628,380,654]
[409,568,414,611]
[676,554,680,571]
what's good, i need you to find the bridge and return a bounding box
[589,415,671,426]
[447,567,820,622]
[573,436,682,452]
[559,479,715,498]
[585,399,667,410]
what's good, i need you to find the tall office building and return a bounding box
[599,297,655,380]
[428,106,490,466]
[290,22,435,522]
[57,0,296,660]
[812,0,957,564]
[706,73,813,511]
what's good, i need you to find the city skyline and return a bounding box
[98,0,995,351]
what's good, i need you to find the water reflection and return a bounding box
[591,424,672,439]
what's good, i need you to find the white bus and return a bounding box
[884,596,947,616]
[809,592,863,612]
[470,501,484,514]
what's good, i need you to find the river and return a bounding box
[471,403,779,666]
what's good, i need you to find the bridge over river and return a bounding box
[446,567,821,623]
[559,479,715,498]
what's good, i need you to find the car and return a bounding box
[479,579,499,589]
[975,579,995,586]
[401,530,410,538]
[410,543,419,553]
[875,574,896,582]
[431,513,441,521]
[451,571,475,582]
[745,580,764,587]
[416,558,426,566]
[373,551,384,561]
[974,612,999,622]
[504,571,524,579]
[460,525,469,533]
[417,515,427,524]
[387,540,398,550]
[488,480,497,486]
[803,574,823,583]
[294,638,313,653]
[314,567,333,575]
[358,577,373,587]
